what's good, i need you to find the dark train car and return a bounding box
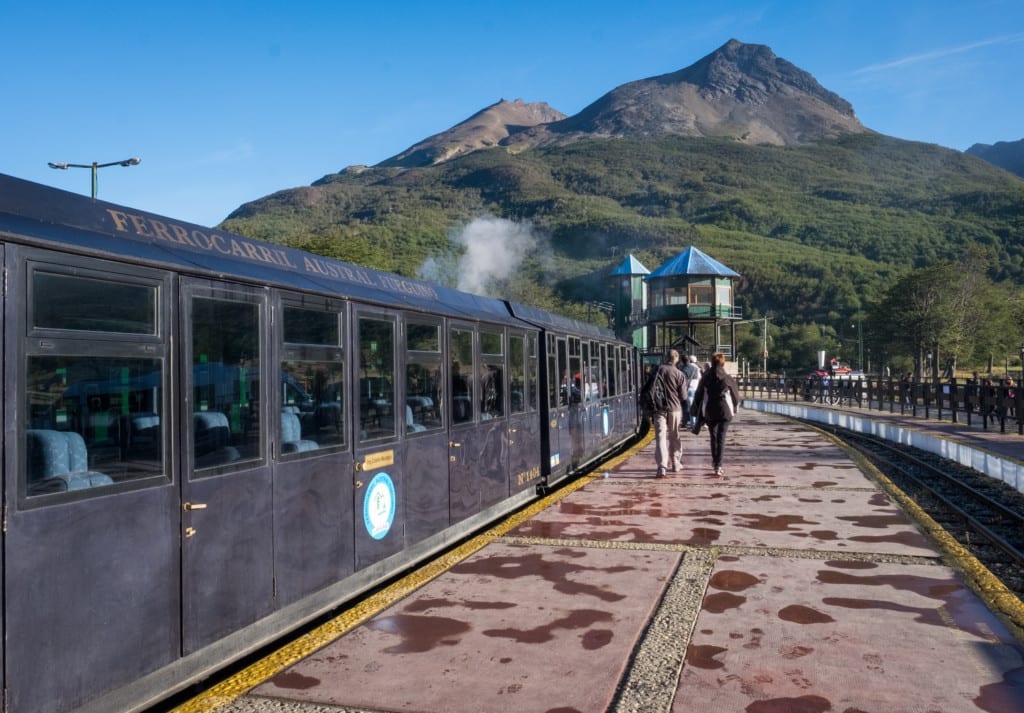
[0,174,638,713]
[508,303,639,487]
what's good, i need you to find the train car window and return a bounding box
[283,306,339,346]
[358,316,397,443]
[450,327,474,425]
[527,334,539,412]
[281,305,345,456]
[567,337,582,404]
[406,319,443,434]
[479,329,504,420]
[589,341,602,400]
[33,271,156,335]
[509,335,526,415]
[192,297,262,471]
[25,355,165,497]
[619,347,631,394]
[601,343,611,396]
[22,262,170,503]
[547,334,559,408]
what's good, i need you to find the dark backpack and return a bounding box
[641,371,670,413]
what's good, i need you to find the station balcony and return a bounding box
[634,304,743,324]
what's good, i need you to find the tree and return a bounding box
[868,252,1022,376]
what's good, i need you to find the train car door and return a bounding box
[402,316,450,543]
[352,309,405,569]
[5,251,179,713]
[180,279,274,654]
[448,325,510,521]
[507,331,542,493]
[273,294,353,607]
[545,334,571,480]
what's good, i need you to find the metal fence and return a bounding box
[738,376,1024,435]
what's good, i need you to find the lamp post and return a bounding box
[852,315,863,372]
[48,157,141,199]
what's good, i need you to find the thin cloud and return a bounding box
[192,142,255,167]
[852,33,1024,75]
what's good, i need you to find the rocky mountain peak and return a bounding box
[377,98,565,168]
[375,40,869,169]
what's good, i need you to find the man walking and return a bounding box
[642,349,688,478]
[682,354,702,428]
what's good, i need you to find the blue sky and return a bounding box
[4,1,1023,227]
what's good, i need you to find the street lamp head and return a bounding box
[48,162,69,170]
[120,157,141,167]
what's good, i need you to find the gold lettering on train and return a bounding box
[515,465,541,486]
[363,450,395,470]
[103,208,434,299]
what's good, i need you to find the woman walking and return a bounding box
[693,353,740,477]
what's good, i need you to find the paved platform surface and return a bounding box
[180,410,1024,713]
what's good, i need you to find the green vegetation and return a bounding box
[220,133,1024,374]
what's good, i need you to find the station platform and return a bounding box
[176,410,1024,713]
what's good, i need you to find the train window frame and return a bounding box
[509,333,527,416]
[449,325,476,427]
[18,253,173,508]
[278,294,347,460]
[404,316,444,436]
[479,327,505,421]
[357,313,398,445]
[27,260,163,343]
[567,336,582,405]
[189,292,267,475]
[527,333,539,412]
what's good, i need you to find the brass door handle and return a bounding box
[449,441,461,448]
[184,502,207,511]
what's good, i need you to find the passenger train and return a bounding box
[0,174,641,713]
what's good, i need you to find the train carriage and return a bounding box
[0,174,639,713]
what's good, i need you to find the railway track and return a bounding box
[823,424,1024,600]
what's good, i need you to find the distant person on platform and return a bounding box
[692,352,740,477]
[641,349,688,478]
[682,354,702,427]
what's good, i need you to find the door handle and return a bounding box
[183,502,207,511]
[185,527,197,538]
[449,441,462,448]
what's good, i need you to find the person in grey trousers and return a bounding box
[643,349,688,478]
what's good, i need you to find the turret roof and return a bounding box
[609,253,650,276]
[648,246,740,278]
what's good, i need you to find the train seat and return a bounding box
[406,405,426,433]
[193,412,241,466]
[126,412,161,457]
[281,410,319,453]
[26,429,114,494]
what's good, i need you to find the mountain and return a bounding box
[966,138,1024,178]
[221,40,1024,335]
[375,38,869,168]
[502,39,868,149]
[378,99,566,168]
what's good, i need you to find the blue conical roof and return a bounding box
[648,246,739,278]
[609,254,650,276]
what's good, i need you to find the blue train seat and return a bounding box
[193,412,241,467]
[26,429,114,494]
[281,410,319,453]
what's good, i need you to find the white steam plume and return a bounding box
[419,216,538,296]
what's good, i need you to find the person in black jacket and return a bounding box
[692,352,740,477]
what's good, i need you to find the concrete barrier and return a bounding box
[746,399,1024,494]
